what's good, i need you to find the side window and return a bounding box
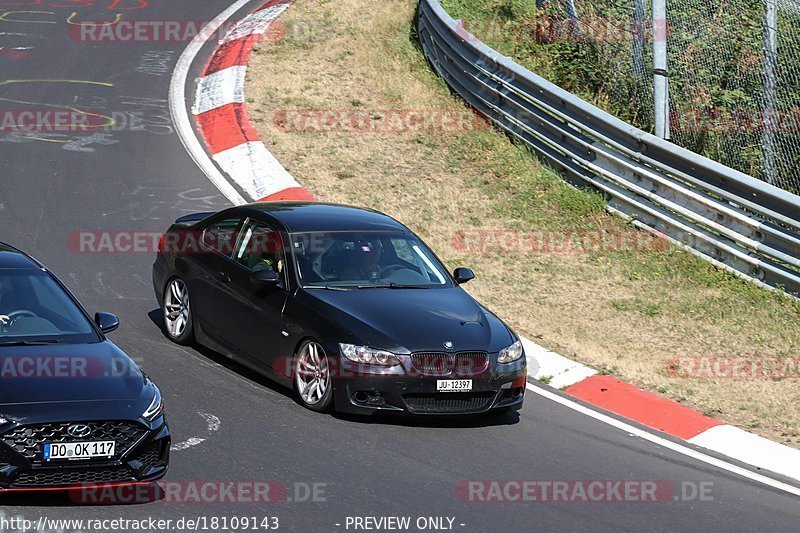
[202,218,242,256]
[235,222,284,275]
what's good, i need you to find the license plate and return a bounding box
[437,379,472,392]
[43,441,115,461]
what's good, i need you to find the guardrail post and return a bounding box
[653,0,669,140]
[763,0,778,186]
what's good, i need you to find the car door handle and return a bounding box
[217,272,231,283]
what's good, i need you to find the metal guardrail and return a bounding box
[418,0,800,297]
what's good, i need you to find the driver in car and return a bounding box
[340,240,383,281]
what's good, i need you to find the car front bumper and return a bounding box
[0,415,170,491]
[330,352,527,416]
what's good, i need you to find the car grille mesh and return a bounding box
[1,421,147,460]
[403,392,496,413]
[133,443,163,470]
[411,352,489,376]
[13,466,135,487]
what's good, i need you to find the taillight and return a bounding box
[157,233,166,253]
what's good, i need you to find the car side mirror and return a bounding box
[453,267,475,284]
[250,268,279,285]
[95,312,120,334]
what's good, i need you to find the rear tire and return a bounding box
[293,340,333,413]
[162,277,194,345]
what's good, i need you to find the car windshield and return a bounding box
[0,270,99,344]
[291,232,452,289]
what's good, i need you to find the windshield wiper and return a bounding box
[356,283,432,289]
[304,284,352,291]
[0,339,63,346]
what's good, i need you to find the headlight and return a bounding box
[0,417,7,425]
[142,386,164,421]
[339,344,399,366]
[498,340,524,364]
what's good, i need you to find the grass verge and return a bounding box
[246,0,800,445]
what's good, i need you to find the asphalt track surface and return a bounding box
[0,1,799,531]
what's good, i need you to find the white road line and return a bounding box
[199,412,222,431]
[524,382,800,497]
[170,437,206,452]
[169,0,252,206]
[170,411,221,452]
[688,425,800,482]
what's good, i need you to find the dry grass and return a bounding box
[246,0,800,445]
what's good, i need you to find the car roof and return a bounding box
[0,242,41,270]
[238,202,410,234]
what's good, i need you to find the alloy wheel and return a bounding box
[164,278,190,339]
[294,341,330,406]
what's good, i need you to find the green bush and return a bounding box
[440,0,800,192]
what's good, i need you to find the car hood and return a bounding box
[0,340,149,406]
[299,286,514,353]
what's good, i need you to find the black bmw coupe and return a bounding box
[0,243,169,490]
[153,202,526,415]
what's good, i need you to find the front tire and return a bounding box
[163,277,194,345]
[293,340,333,412]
